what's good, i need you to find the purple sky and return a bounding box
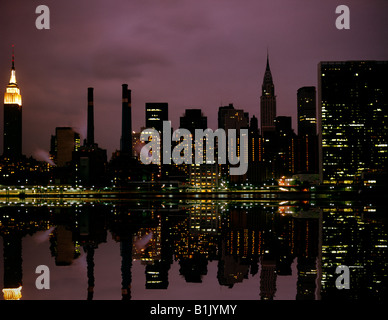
[1,0,387,159]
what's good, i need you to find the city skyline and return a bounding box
[1,1,387,305]
[1,1,388,159]
[2,47,387,186]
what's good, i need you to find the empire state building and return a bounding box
[260,53,276,135]
[3,46,22,159]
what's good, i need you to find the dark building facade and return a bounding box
[274,116,296,177]
[295,87,318,174]
[50,127,80,167]
[218,103,249,131]
[218,104,235,130]
[180,109,207,134]
[246,115,267,183]
[86,87,95,147]
[120,84,132,155]
[297,86,317,136]
[318,61,388,183]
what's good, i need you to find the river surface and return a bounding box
[0,197,387,300]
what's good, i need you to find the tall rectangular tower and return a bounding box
[3,47,22,159]
[145,102,168,133]
[318,61,388,183]
[297,86,316,136]
[120,84,132,154]
[296,87,318,174]
[86,87,94,146]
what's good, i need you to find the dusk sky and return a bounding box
[1,0,387,160]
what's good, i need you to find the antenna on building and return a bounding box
[12,45,15,69]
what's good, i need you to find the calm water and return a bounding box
[0,198,387,300]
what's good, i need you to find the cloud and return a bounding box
[1,0,387,160]
[90,46,171,81]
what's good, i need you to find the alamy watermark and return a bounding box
[35,265,50,289]
[335,5,350,30]
[139,121,249,176]
[335,265,350,290]
[34,5,350,31]
[35,5,50,30]
[335,265,364,290]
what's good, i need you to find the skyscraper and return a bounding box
[295,87,318,174]
[86,87,95,147]
[248,115,260,164]
[246,115,267,183]
[260,53,276,135]
[218,103,249,131]
[297,87,317,136]
[218,104,235,130]
[3,46,22,159]
[145,102,168,133]
[318,61,388,183]
[180,109,219,189]
[120,84,132,154]
[144,102,168,179]
[218,103,249,167]
[217,103,249,182]
[274,116,296,177]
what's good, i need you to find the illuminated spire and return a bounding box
[9,45,17,84]
[4,45,22,106]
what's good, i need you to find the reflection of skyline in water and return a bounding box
[0,199,387,300]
